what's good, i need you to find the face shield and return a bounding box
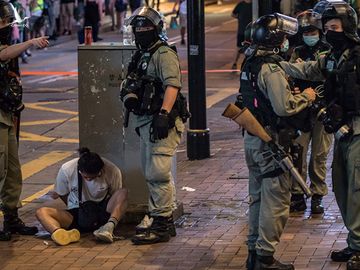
[275,13,298,36]
[0,2,27,28]
[297,10,322,32]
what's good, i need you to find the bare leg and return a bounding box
[35,207,73,234]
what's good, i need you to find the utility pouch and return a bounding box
[176,93,191,123]
[290,143,303,174]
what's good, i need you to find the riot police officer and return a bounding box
[280,2,360,269]
[120,7,187,245]
[289,10,333,214]
[240,13,316,270]
[0,0,49,241]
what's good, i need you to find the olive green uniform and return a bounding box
[134,43,184,218]
[280,51,360,251]
[0,45,23,211]
[0,71,23,211]
[289,46,333,197]
[245,51,313,256]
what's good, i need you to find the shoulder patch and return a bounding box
[268,63,280,73]
[158,46,169,54]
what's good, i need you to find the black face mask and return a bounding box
[134,30,159,49]
[0,25,12,45]
[326,30,347,52]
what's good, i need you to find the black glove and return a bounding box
[152,112,169,140]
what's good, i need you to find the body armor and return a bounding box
[240,53,312,132]
[323,45,360,119]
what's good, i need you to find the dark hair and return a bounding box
[77,147,104,175]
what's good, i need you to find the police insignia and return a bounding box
[269,63,280,72]
[326,60,335,71]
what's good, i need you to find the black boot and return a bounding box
[311,194,324,214]
[290,194,307,212]
[331,247,354,262]
[254,255,294,270]
[246,250,257,270]
[347,252,360,270]
[3,208,38,235]
[0,230,11,241]
[131,216,170,245]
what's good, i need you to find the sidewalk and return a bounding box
[0,90,347,270]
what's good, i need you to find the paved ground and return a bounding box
[0,1,351,270]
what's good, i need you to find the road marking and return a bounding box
[21,117,78,126]
[22,151,73,180]
[22,185,55,206]
[206,87,236,108]
[20,131,79,144]
[25,103,78,115]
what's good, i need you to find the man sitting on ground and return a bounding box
[36,147,127,245]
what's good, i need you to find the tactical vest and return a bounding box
[0,60,24,113]
[125,42,190,123]
[240,53,312,132]
[293,41,330,91]
[323,45,360,119]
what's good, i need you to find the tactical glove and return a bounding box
[152,112,169,140]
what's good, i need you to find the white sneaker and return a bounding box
[93,223,114,243]
[136,215,154,231]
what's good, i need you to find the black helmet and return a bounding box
[126,7,166,41]
[0,0,15,24]
[322,1,360,43]
[297,9,322,33]
[252,13,298,48]
[243,21,253,46]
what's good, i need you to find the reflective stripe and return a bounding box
[241,72,249,81]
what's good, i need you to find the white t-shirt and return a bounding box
[180,0,187,15]
[55,158,122,209]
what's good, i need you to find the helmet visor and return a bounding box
[275,13,298,35]
[125,6,162,26]
[297,10,322,31]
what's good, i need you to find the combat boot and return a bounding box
[254,255,294,270]
[246,250,257,270]
[290,194,307,212]
[131,216,170,245]
[135,215,176,237]
[347,252,360,270]
[331,247,354,262]
[311,194,324,214]
[3,208,38,235]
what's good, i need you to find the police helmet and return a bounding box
[243,21,253,46]
[125,7,167,41]
[322,1,360,43]
[297,10,322,33]
[252,13,298,48]
[0,0,15,24]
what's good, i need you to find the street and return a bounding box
[0,1,348,270]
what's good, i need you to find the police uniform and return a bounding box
[243,50,313,257]
[120,7,188,245]
[281,47,360,255]
[134,42,184,218]
[0,32,38,238]
[289,39,333,212]
[241,13,317,270]
[280,3,360,266]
